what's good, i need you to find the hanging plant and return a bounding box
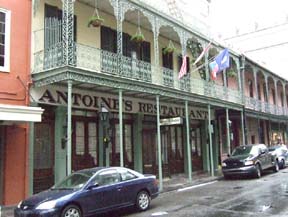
[131,11,145,43]
[88,0,104,28]
[163,40,176,55]
[227,69,237,78]
[131,27,145,43]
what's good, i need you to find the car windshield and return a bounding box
[52,171,95,190]
[231,146,259,156]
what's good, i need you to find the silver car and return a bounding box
[268,145,288,169]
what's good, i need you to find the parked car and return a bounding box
[222,144,279,179]
[14,167,159,217]
[268,145,288,169]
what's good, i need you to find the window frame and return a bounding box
[0,8,11,72]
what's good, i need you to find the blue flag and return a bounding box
[209,48,230,80]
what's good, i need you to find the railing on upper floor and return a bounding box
[33,43,243,104]
[244,96,287,116]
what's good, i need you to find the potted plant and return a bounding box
[131,27,145,43]
[163,40,176,55]
[88,2,104,28]
[88,15,104,27]
[227,69,237,78]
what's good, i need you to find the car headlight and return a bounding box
[35,200,57,210]
[244,160,254,166]
[222,162,227,167]
[17,201,22,208]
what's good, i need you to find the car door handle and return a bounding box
[117,186,122,191]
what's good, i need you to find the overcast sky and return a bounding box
[208,0,288,79]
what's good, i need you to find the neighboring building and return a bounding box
[1,0,287,207]
[0,0,43,206]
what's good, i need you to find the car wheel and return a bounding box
[254,164,261,178]
[281,159,285,169]
[61,204,82,217]
[136,191,150,211]
[274,160,279,172]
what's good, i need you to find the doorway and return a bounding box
[0,126,4,204]
[72,117,98,171]
[34,121,54,193]
[142,129,157,175]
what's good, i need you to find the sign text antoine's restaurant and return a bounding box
[31,87,214,120]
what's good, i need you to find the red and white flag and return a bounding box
[192,42,211,66]
[178,55,187,79]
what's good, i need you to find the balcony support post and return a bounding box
[61,0,75,66]
[253,68,259,105]
[156,95,163,191]
[226,108,231,154]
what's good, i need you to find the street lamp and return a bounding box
[99,103,110,166]
[99,103,109,122]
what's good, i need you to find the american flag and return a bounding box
[178,55,187,79]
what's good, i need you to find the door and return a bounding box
[161,127,170,177]
[169,126,184,174]
[0,126,4,204]
[110,122,133,168]
[34,122,54,193]
[142,129,156,174]
[72,117,98,171]
[191,126,203,171]
[85,169,121,214]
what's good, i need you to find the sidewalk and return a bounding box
[162,171,222,192]
[1,172,222,217]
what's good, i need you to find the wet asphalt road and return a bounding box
[97,168,288,217]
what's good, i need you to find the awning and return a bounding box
[0,104,44,123]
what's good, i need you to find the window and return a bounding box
[0,9,10,72]
[96,170,120,186]
[248,80,253,97]
[118,168,137,181]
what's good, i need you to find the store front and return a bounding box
[31,85,214,191]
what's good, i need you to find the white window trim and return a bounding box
[0,8,11,72]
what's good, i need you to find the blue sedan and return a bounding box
[14,167,159,217]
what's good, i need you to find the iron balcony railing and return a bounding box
[244,96,287,116]
[33,43,243,104]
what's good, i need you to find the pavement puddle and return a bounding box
[151,211,168,216]
[177,180,218,192]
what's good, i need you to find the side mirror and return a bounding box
[87,183,99,190]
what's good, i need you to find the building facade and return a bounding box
[0,0,287,207]
[0,0,43,206]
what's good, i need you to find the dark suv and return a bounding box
[222,144,279,179]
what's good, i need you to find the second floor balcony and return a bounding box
[33,41,243,105]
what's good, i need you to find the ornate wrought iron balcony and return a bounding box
[244,96,287,115]
[33,43,243,105]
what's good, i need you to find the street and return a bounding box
[99,168,288,217]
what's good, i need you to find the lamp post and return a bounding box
[99,103,109,166]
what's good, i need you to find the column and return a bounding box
[241,109,246,145]
[253,69,259,105]
[67,81,72,175]
[185,101,192,182]
[119,89,124,167]
[116,0,123,74]
[156,95,163,191]
[62,0,75,66]
[226,108,231,154]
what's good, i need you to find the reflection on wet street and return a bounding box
[120,169,288,217]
